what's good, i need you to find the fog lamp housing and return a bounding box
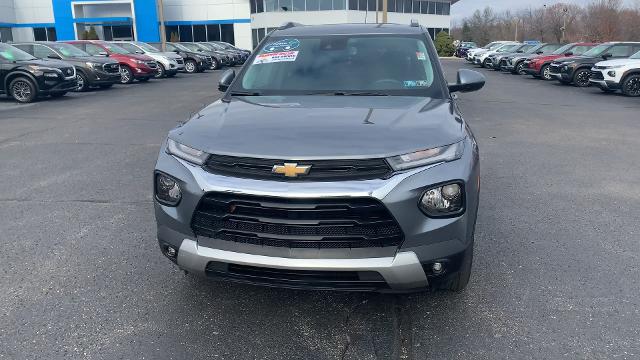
[419,182,465,218]
[607,71,616,77]
[155,172,182,206]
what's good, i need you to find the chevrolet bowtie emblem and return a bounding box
[272,163,311,177]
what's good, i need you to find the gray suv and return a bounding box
[154,23,485,292]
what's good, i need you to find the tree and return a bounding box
[461,21,472,41]
[435,31,456,57]
[87,26,99,40]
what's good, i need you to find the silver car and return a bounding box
[112,41,184,78]
[154,23,485,292]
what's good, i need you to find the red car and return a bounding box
[524,42,598,80]
[64,40,158,84]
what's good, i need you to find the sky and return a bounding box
[451,0,638,22]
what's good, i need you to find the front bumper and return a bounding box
[38,77,78,93]
[154,136,480,292]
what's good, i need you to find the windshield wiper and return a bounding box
[228,91,262,96]
[307,91,390,96]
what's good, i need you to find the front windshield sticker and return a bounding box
[403,80,429,87]
[262,39,300,53]
[0,51,14,60]
[416,52,426,60]
[253,51,299,64]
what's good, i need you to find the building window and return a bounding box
[207,24,221,41]
[179,25,193,42]
[193,25,206,42]
[280,0,293,11]
[0,27,12,43]
[221,24,235,44]
[252,0,355,11]
[165,25,179,42]
[333,0,345,10]
[33,28,47,41]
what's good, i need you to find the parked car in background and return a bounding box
[12,41,120,92]
[177,42,227,70]
[590,50,640,96]
[466,41,513,62]
[486,43,536,70]
[500,43,564,73]
[523,43,598,80]
[111,41,184,78]
[208,41,251,63]
[455,41,478,58]
[475,42,521,67]
[0,43,77,103]
[549,42,640,87]
[64,40,157,84]
[150,42,210,73]
[199,42,246,66]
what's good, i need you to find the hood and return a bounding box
[159,51,182,60]
[553,55,594,64]
[169,96,464,159]
[18,58,73,69]
[530,54,562,62]
[81,56,119,64]
[595,58,640,67]
[123,53,154,61]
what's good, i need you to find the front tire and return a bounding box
[541,65,553,81]
[515,61,527,75]
[210,58,219,70]
[621,74,640,97]
[75,72,89,92]
[119,65,134,84]
[573,69,591,87]
[9,77,37,103]
[184,59,197,73]
[154,63,166,79]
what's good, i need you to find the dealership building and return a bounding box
[0,0,455,50]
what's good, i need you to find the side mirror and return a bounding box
[135,50,144,54]
[564,51,573,56]
[517,50,524,53]
[536,51,544,54]
[47,54,62,60]
[602,53,613,60]
[174,50,180,53]
[218,69,236,92]
[448,69,486,94]
[98,51,109,57]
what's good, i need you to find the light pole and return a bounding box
[561,7,568,42]
[157,0,167,51]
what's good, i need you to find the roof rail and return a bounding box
[410,19,419,27]
[279,22,303,30]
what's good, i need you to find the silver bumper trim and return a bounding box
[177,239,429,290]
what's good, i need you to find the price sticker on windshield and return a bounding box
[253,51,299,64]
[416,52,426,60]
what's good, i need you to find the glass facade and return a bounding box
[33,27,57,41]
[164,24,236,45]
[0,27,12,43]
[252,0,449,13]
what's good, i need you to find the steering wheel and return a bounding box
[372,79,403,89]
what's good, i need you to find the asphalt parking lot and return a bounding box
[1,60,640,359]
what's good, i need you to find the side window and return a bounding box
[633,46,640,56]
[85,44,103,56]
[572,46,589,55]
[609,45,632,58]
[69,43,85,52]
[118,43,139,53]
[13,44,34,55]
[33,44,56,59]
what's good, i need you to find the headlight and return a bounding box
[419,182,465,218]
[603,65,624,69]
[166,138,208,165]
[155,172,182,206]
[386,140,464,171]
[135,59,146,65]
[86,62,101,68]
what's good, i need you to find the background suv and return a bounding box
[475,42,521,67]
[151,43,210,73]
[549,42,640,87]
[591,50,640,96]
[501,43,565,74]
[486,43,536,70]
[178,42,227,70]
[65,40,158,84]
[111,41,184,78]
[0,43,77,103]
[13,42,120,92]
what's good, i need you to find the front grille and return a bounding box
[203,155,393,182]
[549,64,562,74]
[191,193,404,249]
[206,262,389,291]
[146,61,157,69]
[176,58,184,64]
[499,59,508,67]
[590,71,605,80]
[62,67,75,78]
[103,63,120,73]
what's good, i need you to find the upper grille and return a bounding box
[191,192,404,249]
[176,58,184,64]
[549,64,562,73]
[103,63,120,73]
[203,155,393,182]
[146,61,158,69]
[62,67,75,78]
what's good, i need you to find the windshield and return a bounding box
[136,42,160,52]
[233,35,442,97]
[631,50,640,59]
[488,43,504,50]
[582,44,611,57]
[497,44,519,52]
[552,43,574,55]
[180,43,203,52]
[172,43,190,52]
[0,44,37,61]
[213,42,233,50]
[525,44,544,54]
[52,43,91,57]
[103,43,131,54]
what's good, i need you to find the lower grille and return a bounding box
[176,58,184,64]
[590,71,604,80]
[205,262,389,291]
[203,155,393,182]
[103,63,120,73]
[62,67,75,78]
[146,61,158,69]
[191,193,404,249]
[549,64,561,74]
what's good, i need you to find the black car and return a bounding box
[199,42,243,65]
[12,41,121,92]
[549,42,640,87]
[178,42,227,70]
[209,41,251,63]
[0,43,77,103]
[486,43,536,70]
[150,42,210,73]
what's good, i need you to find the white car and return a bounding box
[590,51,640,96]
[112,41,185,78]
[475,42,522,67]
[466,41,513,62]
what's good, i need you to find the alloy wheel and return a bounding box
[624,76,640,96]
[155,64,165,79]
[516,62,526,75]
[120,67,131,83]
[542,66,552,80]
[11,80,32,102]
[185,61,196,73]
[76,74,85,91]
[574,70,590,87]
